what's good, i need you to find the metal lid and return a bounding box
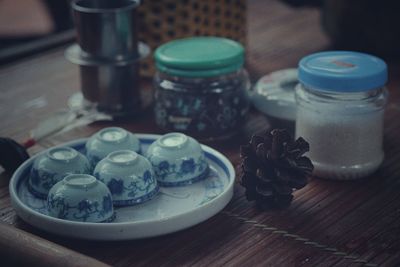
[299,51,387,92]
[71,0,140,13]
[65,42,150,66]
[154,37,244,78]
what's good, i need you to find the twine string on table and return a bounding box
[222,210,378,267]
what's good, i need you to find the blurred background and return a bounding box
[1,0,399,66]
[0,0,71,49]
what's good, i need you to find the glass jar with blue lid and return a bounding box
[153,37,250,140]
[295,51,388,180]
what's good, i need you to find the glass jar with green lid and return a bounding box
[153,37,250,140]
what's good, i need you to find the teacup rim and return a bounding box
[62,174,98,189]
[105,150,140,166]
[46,147,79,162]
[156,132,189,150]
[96,127,128,144]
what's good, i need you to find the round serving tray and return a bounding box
[9,134,235,240]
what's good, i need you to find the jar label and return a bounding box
[168,116,192,125]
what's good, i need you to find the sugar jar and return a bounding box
[153,37,250,140]
[295,51,388,180]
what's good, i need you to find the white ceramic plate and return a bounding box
[9,134,235,240]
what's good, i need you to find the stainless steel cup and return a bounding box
[71,0,139,60]
[66,43,150,117]
[79,63,140,116]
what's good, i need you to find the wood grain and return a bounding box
[0,222,110,267]
[1,0,400,266]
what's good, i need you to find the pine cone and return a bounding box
[240,129,313,210]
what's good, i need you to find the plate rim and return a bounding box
[9,134,235,239]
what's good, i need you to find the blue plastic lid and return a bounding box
[298,51,388,92]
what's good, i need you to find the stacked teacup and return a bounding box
[66,0,150,117]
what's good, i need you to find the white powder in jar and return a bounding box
[295,108,384,179]
[295,51,388,179]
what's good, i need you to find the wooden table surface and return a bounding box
[1,0,400,266]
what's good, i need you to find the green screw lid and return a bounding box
[154,37,245,78]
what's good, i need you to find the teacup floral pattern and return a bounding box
[28,147,91,199]
[47,193,113,222]
[150,155,209,186]
[11,136,234,239]
[87,154,102,168]
[95,170,159,206]
[29,166,91,199]
[29,168,58,193]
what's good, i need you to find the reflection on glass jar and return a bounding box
[154,70,250,139]
[153,37,250,140]
[295,51,388,180]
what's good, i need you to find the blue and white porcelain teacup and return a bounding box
[94,150,159,206]
[47,174,114,222]
[146,132,209,186]
[85,127,141,167]
[29,147,91,199]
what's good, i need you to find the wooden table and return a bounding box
[1,1,400,266]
